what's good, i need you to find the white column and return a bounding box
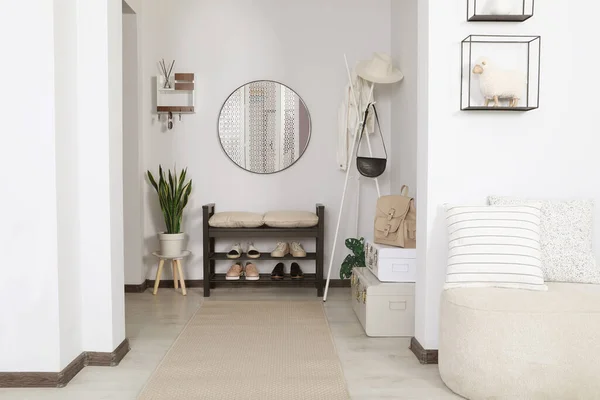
[0,0,61,372]
[0,0,127,372]
[77,0,126,352]
[413,0,439,350]
[54,0,85,368]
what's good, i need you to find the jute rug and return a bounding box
[138,301,350,400]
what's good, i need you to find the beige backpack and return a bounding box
[374,185,416,248]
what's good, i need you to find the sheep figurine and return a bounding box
[472,57,526,107]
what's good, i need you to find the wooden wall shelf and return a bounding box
[156,72,195,115]
[157,106,194,113]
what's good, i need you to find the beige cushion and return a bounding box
[208,212,264,228]
[439,283,600,399]
[263,211,319,228]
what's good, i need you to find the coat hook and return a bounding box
[179,113,182,121]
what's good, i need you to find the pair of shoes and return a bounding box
[270,242,306,258]
[271,262,304,280]
[227,242,260,259]
[226,262,259,281]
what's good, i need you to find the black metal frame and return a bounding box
[202,203,325,297]
[216,80,312,175]
[467,0,534,22]
[460,34,541,112]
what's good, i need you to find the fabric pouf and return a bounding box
[439,283,600,400]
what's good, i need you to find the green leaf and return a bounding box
[147,171,159,192]
[340,237,366,279]
[168,170,175,200]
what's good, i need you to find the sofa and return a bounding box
[439,282,600,399]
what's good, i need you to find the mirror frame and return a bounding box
[217,80,312,175]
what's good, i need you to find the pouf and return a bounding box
[439,283,600,400]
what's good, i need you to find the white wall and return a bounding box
[416,0,600,349]
[123,11,146,285]
[141,0,393,281]
[390,0,418,195]
[0,0,61,372]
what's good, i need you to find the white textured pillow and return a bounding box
[445,205,547,291]
[488,196,599,284]
[208,212,264,228]
[263,211,319,228]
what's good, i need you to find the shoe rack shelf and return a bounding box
[209,252,317,261]
[202,203,325,298]
[211,274,318,287]
[208,227,319,238]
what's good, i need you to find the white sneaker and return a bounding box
[290,242,307,257]
[270,242,290,258]
[247,242,261,259]
[227,243,243,259]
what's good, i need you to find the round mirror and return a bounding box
[218,80,311,174]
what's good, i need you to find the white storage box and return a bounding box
[351,267,415,337]
[364,240,417,283]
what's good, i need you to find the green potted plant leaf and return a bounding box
[340,237,366,279]
[147,165,192,256]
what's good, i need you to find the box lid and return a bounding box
[353,267,415,296]
[367,240,417,259]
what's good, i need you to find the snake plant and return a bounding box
[147,165,192,234]
[340,237,366,280]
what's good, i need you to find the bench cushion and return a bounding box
[263,211,319,228]
[208,212,264,228]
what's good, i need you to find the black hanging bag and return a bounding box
[356,103,388,178]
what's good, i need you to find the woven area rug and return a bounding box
[138,301,349,400]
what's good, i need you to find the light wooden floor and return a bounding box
[0,287,459,400]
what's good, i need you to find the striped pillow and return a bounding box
[444,205,547,291]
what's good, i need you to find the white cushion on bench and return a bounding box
[263,211,319,228]
[208,212,264,228]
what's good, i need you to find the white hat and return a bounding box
[356,53,404,84]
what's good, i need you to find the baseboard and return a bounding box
[410,337,438,364]
[328,279,351,288]
[0,338,130,388]
[86,338,130,367]
[124,281,148,293]
[58,352,87,387]
[146,279,204,288]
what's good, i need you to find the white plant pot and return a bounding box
[158,232,185,257]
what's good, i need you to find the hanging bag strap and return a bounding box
[356,103,388,159]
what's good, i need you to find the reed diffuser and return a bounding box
[159,59,175,89]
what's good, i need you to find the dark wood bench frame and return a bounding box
[202,203,325,297]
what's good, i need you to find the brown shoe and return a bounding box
[244,262,260,281]
[226,263,243,280]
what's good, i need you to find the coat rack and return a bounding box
[323,55,379,302]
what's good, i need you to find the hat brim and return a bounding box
[356,60,404,84]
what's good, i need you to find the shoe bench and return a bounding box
[202,203,325,297]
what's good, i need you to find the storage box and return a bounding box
[351,267,415,337]
[364,241,417,283]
